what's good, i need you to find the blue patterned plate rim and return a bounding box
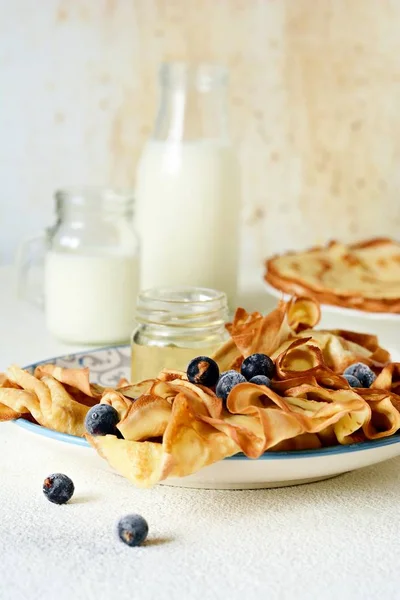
[12,345,400,460]
[22,343,130,370]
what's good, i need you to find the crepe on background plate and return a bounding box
[265,238,400,313]
[1,297,400,487]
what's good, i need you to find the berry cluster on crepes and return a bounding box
[1,296,400,488]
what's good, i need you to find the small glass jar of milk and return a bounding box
[17,188,140,344]
[135,62,241,307]
[131,286,229,381]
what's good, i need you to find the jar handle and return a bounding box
[14,230,48,308]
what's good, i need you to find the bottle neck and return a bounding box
[153,63,230,143]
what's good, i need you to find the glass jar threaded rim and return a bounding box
[135,286,228,331]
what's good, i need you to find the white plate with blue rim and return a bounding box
[13,345,400,490]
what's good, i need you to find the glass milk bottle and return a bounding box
[135,62,241,307]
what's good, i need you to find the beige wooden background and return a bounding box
[1,0,400,267]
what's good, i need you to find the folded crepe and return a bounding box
[0,373,30,421]
[2,296,400,487]
[213,296,321,371]
[0,365,92,435]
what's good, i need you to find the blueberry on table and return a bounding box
[343,363,376,388]
[216,370,246,401]
[241,353,275,381]
[343,373,361,388]
[85,404,120,436]
[249,375,271,387]
[117,514,149,547]
[187,356,220,387]
[43,473,74,505]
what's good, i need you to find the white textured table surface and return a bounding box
[1,266,400,600]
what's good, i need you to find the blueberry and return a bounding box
[249,375,271,387]
[343,363,376,388]
[85,404,120,436]
[241,353,275,381]
[215,370,246,401]
[343,373,361,388]
[187,356,219,387]
[43,473,74,505]
[117,514,149,547]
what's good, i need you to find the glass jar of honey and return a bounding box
[131,287,229,381]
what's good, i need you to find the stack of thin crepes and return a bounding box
[265,238,400,313]
[1,297,400,488]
